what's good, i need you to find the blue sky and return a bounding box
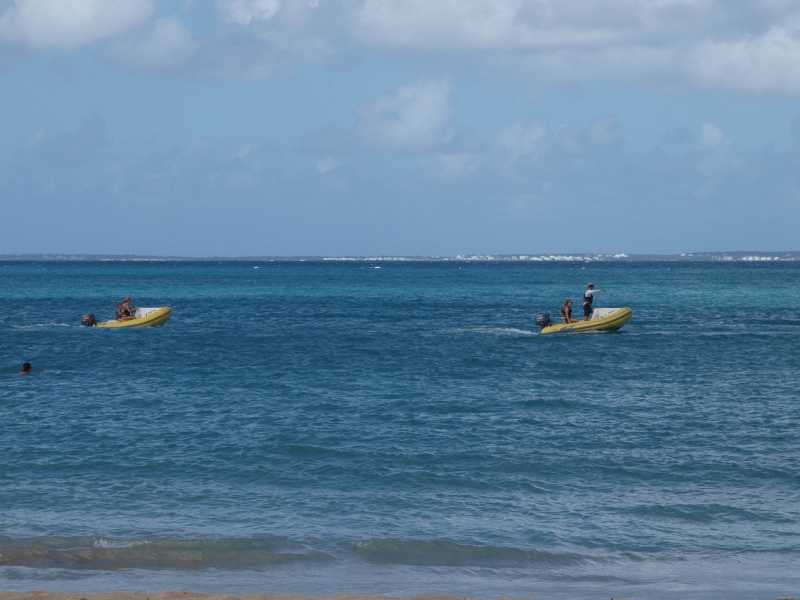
[1,0,800,256]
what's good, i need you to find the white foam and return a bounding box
[93,538,149,549]
[11,323,72,329]
[491,327,536,335]
[448,327,536,336]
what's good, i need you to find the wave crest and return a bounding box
[344,539,582,567]
[0,537,332,570]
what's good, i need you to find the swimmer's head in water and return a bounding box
[21,362,31,373]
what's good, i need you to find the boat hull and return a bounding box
[541,307,632,334]
[95,307,172,328]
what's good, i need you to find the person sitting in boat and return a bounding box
[582,283,606,321]
[118,297,137,321]
[561,299,578,323]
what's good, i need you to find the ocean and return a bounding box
[1,260,799,599]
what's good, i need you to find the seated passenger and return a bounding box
[119,297,137,321]
[560,299,578,324]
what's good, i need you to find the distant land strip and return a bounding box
[0,592,471,600]
[1,252,800,262]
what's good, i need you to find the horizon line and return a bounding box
[2,251,800,262]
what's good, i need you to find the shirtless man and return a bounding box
[560,299,578,323]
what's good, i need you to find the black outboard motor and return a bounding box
[81,314,97,327]
[535,313,551,329]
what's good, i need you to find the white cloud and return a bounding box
[19,112,109,168]
[316,157,341,173]
[0,0,153,50]
[357,78,453,150]
[423,152,482,181]
[232,144,253,159]
[187,0,336,80]
[106,17,197,70]
[4,0,800,97]
[352,0,800,98]
[586,115,621,146]
[697,122,732,197]
[691,22,800,97]
[548,116,622,156]
[701,123,730,151]
[354,0,800,52]
[496,121,547,159]
[216,0,281,25]
[356,0,527,51]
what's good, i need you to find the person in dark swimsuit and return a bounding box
[119,297,137,321]
[582,283,606,321]
[560,299,578,323]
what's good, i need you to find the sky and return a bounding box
[1,0,800,256]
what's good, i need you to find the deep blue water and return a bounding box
[1,260,800,599]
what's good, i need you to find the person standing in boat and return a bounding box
[561,299,578,323]
[582,283,606,321]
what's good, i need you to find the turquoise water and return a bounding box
[1,261,800,599]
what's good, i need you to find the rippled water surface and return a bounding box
[1,261,799,599]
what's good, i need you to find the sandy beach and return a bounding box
[0,594,471,600]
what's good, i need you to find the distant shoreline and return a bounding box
[1,251,799,262]
[0,593,465,600]
[0,593,460,600]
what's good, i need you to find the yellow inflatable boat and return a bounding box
[83,307,172,328]
[537,307,632,334]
